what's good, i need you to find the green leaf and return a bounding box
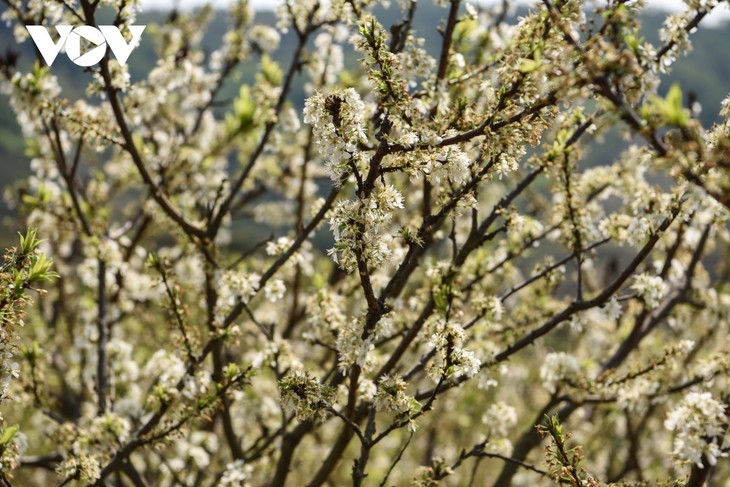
[654,83,688,127]
[433,284,450,313]
[19,228,40,254]
[0,425,19,445]
[226,84,257,134]
[146,252,160,269]
[28,252,58,282]
[259,54,282,86]
[664,83,687,126]
[24,138,41,158]
[517,57,541,74]
[623,30,644,54]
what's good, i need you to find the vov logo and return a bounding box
[25,25,145,67]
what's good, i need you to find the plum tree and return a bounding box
[0,0,728,485]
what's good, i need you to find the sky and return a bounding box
[139,0,730,25]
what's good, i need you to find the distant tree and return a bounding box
[0,0,728,485]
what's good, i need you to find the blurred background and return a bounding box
[1,0,729,247]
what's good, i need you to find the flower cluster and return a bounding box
[632,273,669,309]
[426,319,482,381]
[374,374,411,413]
[215,270,261,323]
[540,352,582,394]
[303,89,369,181]
[327,184,404,271]
[665,391,729,468]
[279,370,336,422]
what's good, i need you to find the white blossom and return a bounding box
[632,274,668,309]
[665,392,729,468]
